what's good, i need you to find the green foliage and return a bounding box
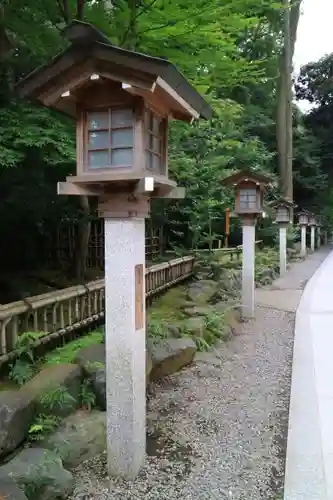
[45,330,104,365]
[9,360,35,386]
[39,385,77,413]
[28,414,61,442]
[8,331,44,386]
[80,380,96,411]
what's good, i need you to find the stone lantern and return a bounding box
[221,169,272,319]
[308,214,317,252]
[16,20,212,480]
[297,210,309,257]
[270,199,296,276]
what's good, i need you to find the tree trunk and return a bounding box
[75,195,91,281]
[276,0,302,201]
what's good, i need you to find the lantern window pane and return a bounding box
[239,188,257,209]
[111,128,133,147]
[87,112,109,130]
[88,131,109,149]
[112,108,133,128]
[111,148,133,166]
[152,154,161,171]
[88,150,109,169]
[86,108,134,169]
[145,110,165,174]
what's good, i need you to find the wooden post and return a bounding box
[104,216,146,479]
[310,226,315,252]
[225,207,230,248]
[300,225,307,257]
[241,217,256,319]
[279,225,287,275]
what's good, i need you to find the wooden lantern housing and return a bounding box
[309,214,317,227]
[16,20,212,205]
[298,210,309,226]
[270,198,296,225]
[221,170,272,218]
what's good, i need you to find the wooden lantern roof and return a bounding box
[269,198,297,209]
[15,20,212,123]
[221,169,273,189]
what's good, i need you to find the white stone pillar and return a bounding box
[279,225,287,276]
[241,219,255,319]
[104,217,146,479]
[324,230,328,245]
[317,227,321,248]
[310,226,315,252]
[300,225,307,257]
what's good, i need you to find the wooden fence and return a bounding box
[45,220,162,270]
[0,256,194,364]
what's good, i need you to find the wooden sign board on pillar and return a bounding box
[135,264,144,330]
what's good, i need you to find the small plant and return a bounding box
[80,380,96,411]
[39,385,77,413]
[8,331,44,386]
[9,359,35,386]
[194,337,211,351]
[148,316,168,339]
[28,414,61,441]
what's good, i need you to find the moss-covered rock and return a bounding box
[148,338,197,381]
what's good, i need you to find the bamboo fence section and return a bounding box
[0,256,194,364]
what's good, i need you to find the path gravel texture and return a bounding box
[70,250,329,500]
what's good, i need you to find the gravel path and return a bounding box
[70,253,328,500]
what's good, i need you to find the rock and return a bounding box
[0,390,35,459]
[39,410,106,469]
[146,351,153,380]
[182,316,206,337]
[75,344,105,371]
[22,364,81,418]
[0,479,28,500]
[148,338,197,381]
[75,344,106,410]
[88,369,106,411]
[166,323,182,338]
[0,448,74,500]
[218,269,241,294]
[187,280,218,304]
[183,305,215,317]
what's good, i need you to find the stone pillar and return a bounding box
[279,225,287,276]
[104,217,146,479]
[310,226,315,252]
[241,218,255,319]
[324,230,328,245]
[317,227,321,249]
[300,225,307,257]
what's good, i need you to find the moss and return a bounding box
[44,329,104,365]
[148,285,188,325]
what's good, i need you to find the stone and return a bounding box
[75,344,105,371]
[0,479,28,500]
[74,344,106,410]
[148,338,197,381]
[0,390,35,459]
[146,351,153,380]
[183,305,215,317]
[0,448,74,500]
[22,364,81,418]
[187,280,218,304]
[39,410,106,469]
[182,316,206,337]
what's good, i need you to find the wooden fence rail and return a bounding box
[0,256,195,364]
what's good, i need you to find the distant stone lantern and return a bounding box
[308,214,317,253]
[221,169,272,319]
[298,210,309,257]
[270,199,296,276]
[16,20,212,480]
